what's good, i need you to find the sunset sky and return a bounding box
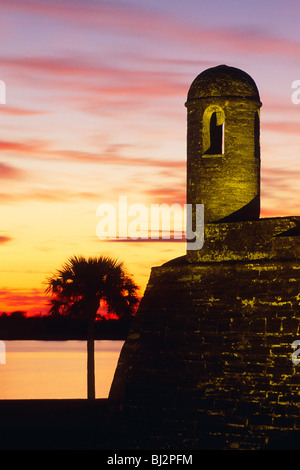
[1,0,300,315]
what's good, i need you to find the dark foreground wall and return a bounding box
[1,397,300,450]
[0,399,126,450]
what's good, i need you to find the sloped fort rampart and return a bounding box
[109,65,300,450]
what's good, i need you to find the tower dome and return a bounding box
[187,64,260,101]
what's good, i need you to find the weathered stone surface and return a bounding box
[186,65,261,224]
[188,216,300,263]
[110,237,300,449]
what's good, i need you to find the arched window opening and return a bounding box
[207,112,223,154]
[203,106,225,156]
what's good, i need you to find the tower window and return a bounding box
[208,112,223,154]
[203,106,225,156]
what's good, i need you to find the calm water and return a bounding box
[0,340,124,399]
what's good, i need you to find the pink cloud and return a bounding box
[262,121,300,135]
[260,166,300,217]
[0,137,185,170]
[0,55,104,76]
[261,167,300,184]
[0,54,188,103]
[1,0,184,40]
[1,3,299,106]
[0,235,12,244]
[0,106,48,116]
[24,188,102,203]
[0,187,104,205]
[0,162,24,179]
[190,28,300,57]
[3,0,300,60]
[0,139,49,154]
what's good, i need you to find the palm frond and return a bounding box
[45,254,139,320]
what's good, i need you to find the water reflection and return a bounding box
[0,340,124,399]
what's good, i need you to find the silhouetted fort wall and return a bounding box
[108,65,300,450]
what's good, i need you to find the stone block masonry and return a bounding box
[109,219,300,449]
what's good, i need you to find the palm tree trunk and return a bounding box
[87,315,96,400]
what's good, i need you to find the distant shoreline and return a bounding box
[0,315,130,341]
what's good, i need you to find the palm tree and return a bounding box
[45,255,139,400]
